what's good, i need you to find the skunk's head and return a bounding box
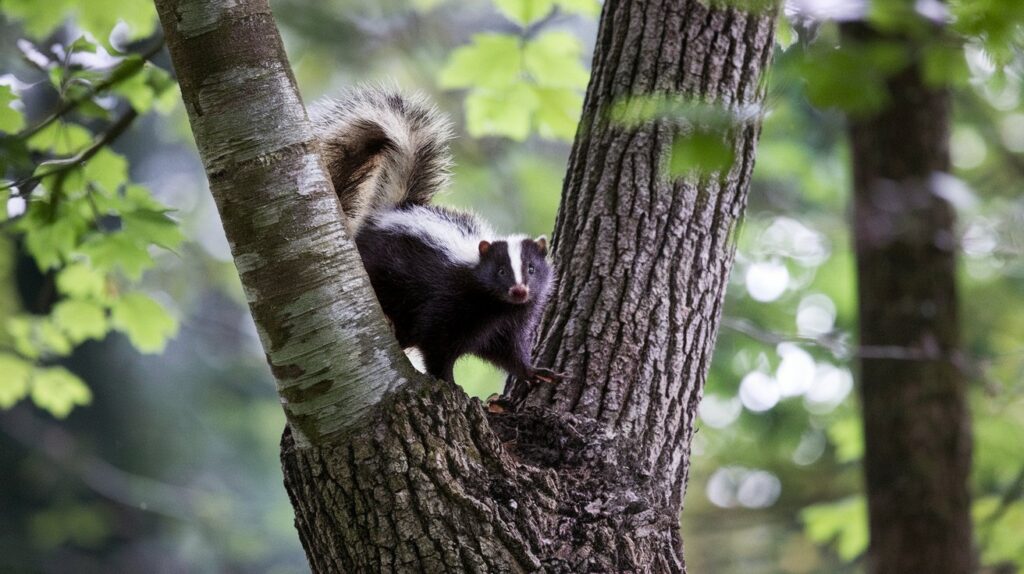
[475,236,551,305]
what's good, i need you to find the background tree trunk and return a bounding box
[844,19,975,574]
[155,0,777,571]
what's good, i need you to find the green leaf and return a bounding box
[121,209,185,250]
[122,184,167,211]
[553,0,600,16]
[465,84,540,141]
[669,131,735,176]
[0,354,33,408]
[951,0,1024,66]
[7,317,40,359]
[439,34,523,90]
[69,35,98,54]
[7,316,74,359]
[27,121,93,154]
[56,262,108,299]
[78,0,158,46]
[827,412,864,463]
[493,0,555,26]
[532,86,583,141]
[153,85,180,115]
[799,41,909,115]
[922,42,969,87]
[110,293,178,353]
[975,496,1024,566]
[523,31,590,88]
[111,65,155,113]
[75,98,112,121]
[52,300,108,344]
[0,85,26,134]
[35,165,88,201]
[410,0,447,10]
[39,320,74,357]
[802,497,868,561]
[78,232,154,280]
[30,366,92,418]
[146,65,179,115]
[83,148,128,195]
[776,12,795,51]
[1,0,76,37]
[116,80,153,115]
[23,215,82,270]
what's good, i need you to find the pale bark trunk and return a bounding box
[844,20,975,574]
[153,0,417,448]
[155,0,778,571]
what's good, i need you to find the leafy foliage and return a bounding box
[438,0,593,141]
[1,0,157,47]
[802,497,869,561]
[0,86,26,133]
[0,11,180,417]
[609,95,746,175]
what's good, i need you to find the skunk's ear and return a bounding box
[479,240,491,256]
[534,236,548,256]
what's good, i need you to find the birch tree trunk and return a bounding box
[154,0,778,571]
[844,18,975,574]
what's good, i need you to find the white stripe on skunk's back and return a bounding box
[372,205,495,265]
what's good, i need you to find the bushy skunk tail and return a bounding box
[310,87,453,233]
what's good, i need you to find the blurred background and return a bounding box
[0,0,1022,572]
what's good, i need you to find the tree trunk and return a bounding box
[153,0,417,448]
[155,0,777,571]
[844,20,975,574]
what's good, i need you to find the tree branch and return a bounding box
[152,0,418,447]
[3,107,139,196]
[0,407,204,521]
[17,37,166,140]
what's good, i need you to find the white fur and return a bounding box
[374,206,494,266]
[310,86,453,234]
[506,234,527,284]
[404,347,427,373]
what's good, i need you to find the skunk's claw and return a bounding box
[529,367,568,385]
[485,393,512,414]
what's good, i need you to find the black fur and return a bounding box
[356,208,552,383]
[314,88,553,384]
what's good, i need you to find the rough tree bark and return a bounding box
[844,17,974,574]
[155,0,777,571]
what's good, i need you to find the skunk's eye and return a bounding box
[528,265,535,275]
[498,268,506,276]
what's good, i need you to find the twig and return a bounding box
[17,37,164,141]
[2,107,139,194]
[980,465,1024,549]
[721,315,993,369]
[721,316,851,358]
[0,406,204,521]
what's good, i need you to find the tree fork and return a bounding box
[155,0,778,570]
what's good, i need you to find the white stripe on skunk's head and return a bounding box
[476,235,553,305]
